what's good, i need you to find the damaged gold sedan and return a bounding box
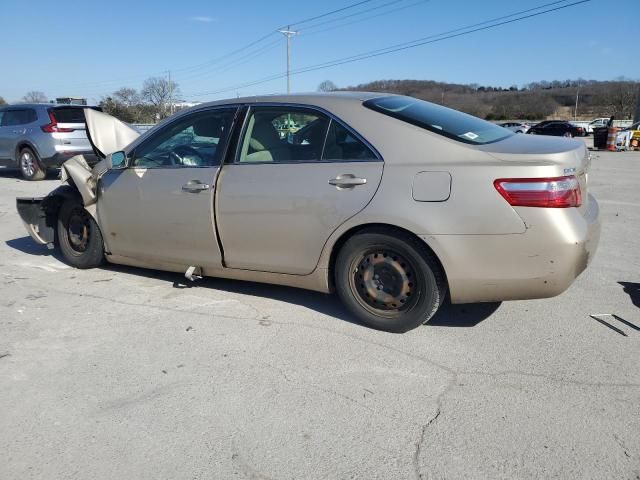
[17,93,601,332]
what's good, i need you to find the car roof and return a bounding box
[196,91,392,109]
[0,103,98,109]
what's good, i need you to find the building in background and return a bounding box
[55,97,87,106]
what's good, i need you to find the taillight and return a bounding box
[494,176,582,208]
[41,111,73,133]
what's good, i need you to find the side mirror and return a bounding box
[107,151,127,170]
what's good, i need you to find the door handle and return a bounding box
[328,174,367,189]
[182,181,210,193]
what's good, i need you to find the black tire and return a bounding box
[57,199,105,269]
[335,230,447,333]
[18,147,47,181]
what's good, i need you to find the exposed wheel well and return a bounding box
[15,142,39,161]
[41,186,83,229]
[327,223,448,292]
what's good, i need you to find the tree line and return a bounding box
[4,77,638,122]
[0,77,181,124]
[320,78,640,120]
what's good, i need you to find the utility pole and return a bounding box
[168,70,173,117]
[278,26,298,94]
[634,85,640,124]
[574,86,579,121]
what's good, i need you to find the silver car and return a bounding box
[17,93,601,333]
[498,122,530,134]
[0,103,99,180]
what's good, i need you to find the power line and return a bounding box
[300,0,407,31]
[301,0,429,38]
[285,0,375,28]
[175,0,388,79]
[176,38,282,83]
[294,0,585,74]
[175,1,420,86]
[183,0,591,98]
[64,0,385,93]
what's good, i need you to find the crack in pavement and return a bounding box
[412,372,458,480]
[413,409,441,480]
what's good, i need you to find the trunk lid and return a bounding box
[478,135,590,213]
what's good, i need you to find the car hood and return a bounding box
[84,108,140,159]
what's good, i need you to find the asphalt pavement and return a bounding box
[1,148,639,479]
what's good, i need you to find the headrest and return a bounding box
[193,116,224,138]
[249,118,281,151]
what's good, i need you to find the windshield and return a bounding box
[363,96,513,145]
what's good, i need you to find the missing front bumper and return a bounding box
[16,197,54,247]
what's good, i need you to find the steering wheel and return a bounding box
[168,145,205,166]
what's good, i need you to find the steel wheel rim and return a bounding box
[67,209,91,253]
[20,152,35,177]
[349,248,420,317]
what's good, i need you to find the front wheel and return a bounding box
[335,230,446,333]
[57,199,105,269]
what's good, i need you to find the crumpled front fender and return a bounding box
[60,155,100,206]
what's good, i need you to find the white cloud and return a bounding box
[191,16,215,23]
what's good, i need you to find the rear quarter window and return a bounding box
[51,106,102,123]
[363,96,513,145]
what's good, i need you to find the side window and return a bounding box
[130,108,235,168]
[322,119,377,161]
[1,109,36,126]
[0,111,4,126]
[26,109,37,123]
[238,107,329,163]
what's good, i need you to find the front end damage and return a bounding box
[16,186,80,247]
[16,108,140,248]
[16,197,55,247]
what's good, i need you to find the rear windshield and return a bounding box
[363,96,513,145]
[51,106,101,123]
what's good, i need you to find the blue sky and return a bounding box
[1,0,637,103]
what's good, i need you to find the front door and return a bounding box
[217,105,384,275]
[97,107,237,269]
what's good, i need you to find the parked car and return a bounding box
[16,93,600,333]
[0,103,101,180]
[585,117,610,134]
[527,120,585,137]
[498,121,530,133]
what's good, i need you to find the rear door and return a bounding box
[547,122,565,136]
[97,107,237,268]
[217,105,383,275]
[0,108,37,160]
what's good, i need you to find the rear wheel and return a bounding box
[57,199,105,269]
[19,147,46,181]
[563,131,574,138]
[335,230,446,333]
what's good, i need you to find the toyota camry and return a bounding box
[17,93,600,332]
